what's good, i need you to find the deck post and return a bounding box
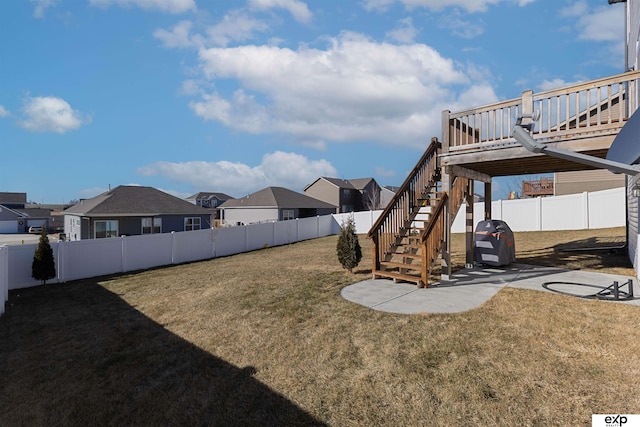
[465,180,474,268]
[371,234,380,279]
[484,181,492,219]
[440,168,452,281]
[441,110,450,154]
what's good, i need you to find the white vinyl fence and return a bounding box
[0,215,338,315]
[451,187,625,232]
[0,187,629,315]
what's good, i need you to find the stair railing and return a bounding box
[368,137,441,275]
[419,175,469,285]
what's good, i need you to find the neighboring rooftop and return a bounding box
[64,185,211,217]
[0,192,27,207]
[221,187,337,209]
[187,192,234,201]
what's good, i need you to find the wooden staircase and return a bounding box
[368,138,469,287]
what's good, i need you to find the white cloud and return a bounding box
[30,0,56,18]
[248,0,313,23]
[188,32,496,149]
[0,105,10,118]
[205,10,269,47]
[362,0,524,14]
[536,77,584,91]
[560,1,588,18]
[571,4,624,43]
[154,20,200,48]
[19,96,90,134]
[438,10,484,39]
[386,17,419,44]
[89,0,196,14]
[137,151,337,196]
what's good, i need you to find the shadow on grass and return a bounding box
[515,235,632,271]
[0,280,325,426]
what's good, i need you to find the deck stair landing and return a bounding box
[368,138,468,287]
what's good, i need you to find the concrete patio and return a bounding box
[341,264,639,314]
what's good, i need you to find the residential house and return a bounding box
[303,177,382,213]
[553,170,625,196]
[380,186,399,208]
[0,192,64,233]
[0,192,27,210]
[186,192,234,220]
[219,186,336,226]
[348,178,383,210]
[0,205,28,233]
[63,185,212,241]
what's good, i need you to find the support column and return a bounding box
[465,180,475,268]
[484,181,492,220]
[441,168,452,281]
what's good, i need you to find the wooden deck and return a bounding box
[369,71,640,287]
[440,70,640,176]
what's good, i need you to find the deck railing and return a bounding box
[369,138,441,272]
[522,178,554,197]
[445,70,640,152]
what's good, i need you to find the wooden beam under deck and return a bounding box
[440,134,615,177]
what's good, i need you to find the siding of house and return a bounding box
[223,208,279,225]
[554,170,626,195]
[629,176,639,274]
[627,0,640,277]
[628,1,640,72]
[304,180,340,208]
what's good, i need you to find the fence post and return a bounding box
[57,241,64,284]
[583,191,590,229]
[171,231,176,264]
[121,235,126,273]
[0,245,8,315]
[537,197,543,231]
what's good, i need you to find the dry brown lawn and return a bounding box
[1,227,639,426]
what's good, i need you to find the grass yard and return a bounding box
[1,227,639,425]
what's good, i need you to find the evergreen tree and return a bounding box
[336,216,362,273]
[32,226,56,285]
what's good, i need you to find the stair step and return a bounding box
[380,261,422,271]
[398,252,421,260]
[373,270,423,286]
[399,243,422,249]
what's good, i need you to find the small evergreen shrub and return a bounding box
[32,226,56,285]
[336,216,362,273]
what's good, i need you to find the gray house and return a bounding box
[303,177,382,212]
[0,205,28,233]
[63,185,212,240]
[186,192,234,220]
[219,186,336,226]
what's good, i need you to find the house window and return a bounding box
[142,217,162,234]
[283,209,295,220]
[185,217,201,231]
[95,220,118,239]
[341,205,354,213]
[343,189,351,199]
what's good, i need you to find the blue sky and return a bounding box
[0,0,626,203]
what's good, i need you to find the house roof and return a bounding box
[0,192,27,205]
[303,177,357,191]
[15,208,53,218]
[63,185,212,217]
[0,204,28,218]
[348,178,376,190]
[186,192,234,201]
[220,187,337,209]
